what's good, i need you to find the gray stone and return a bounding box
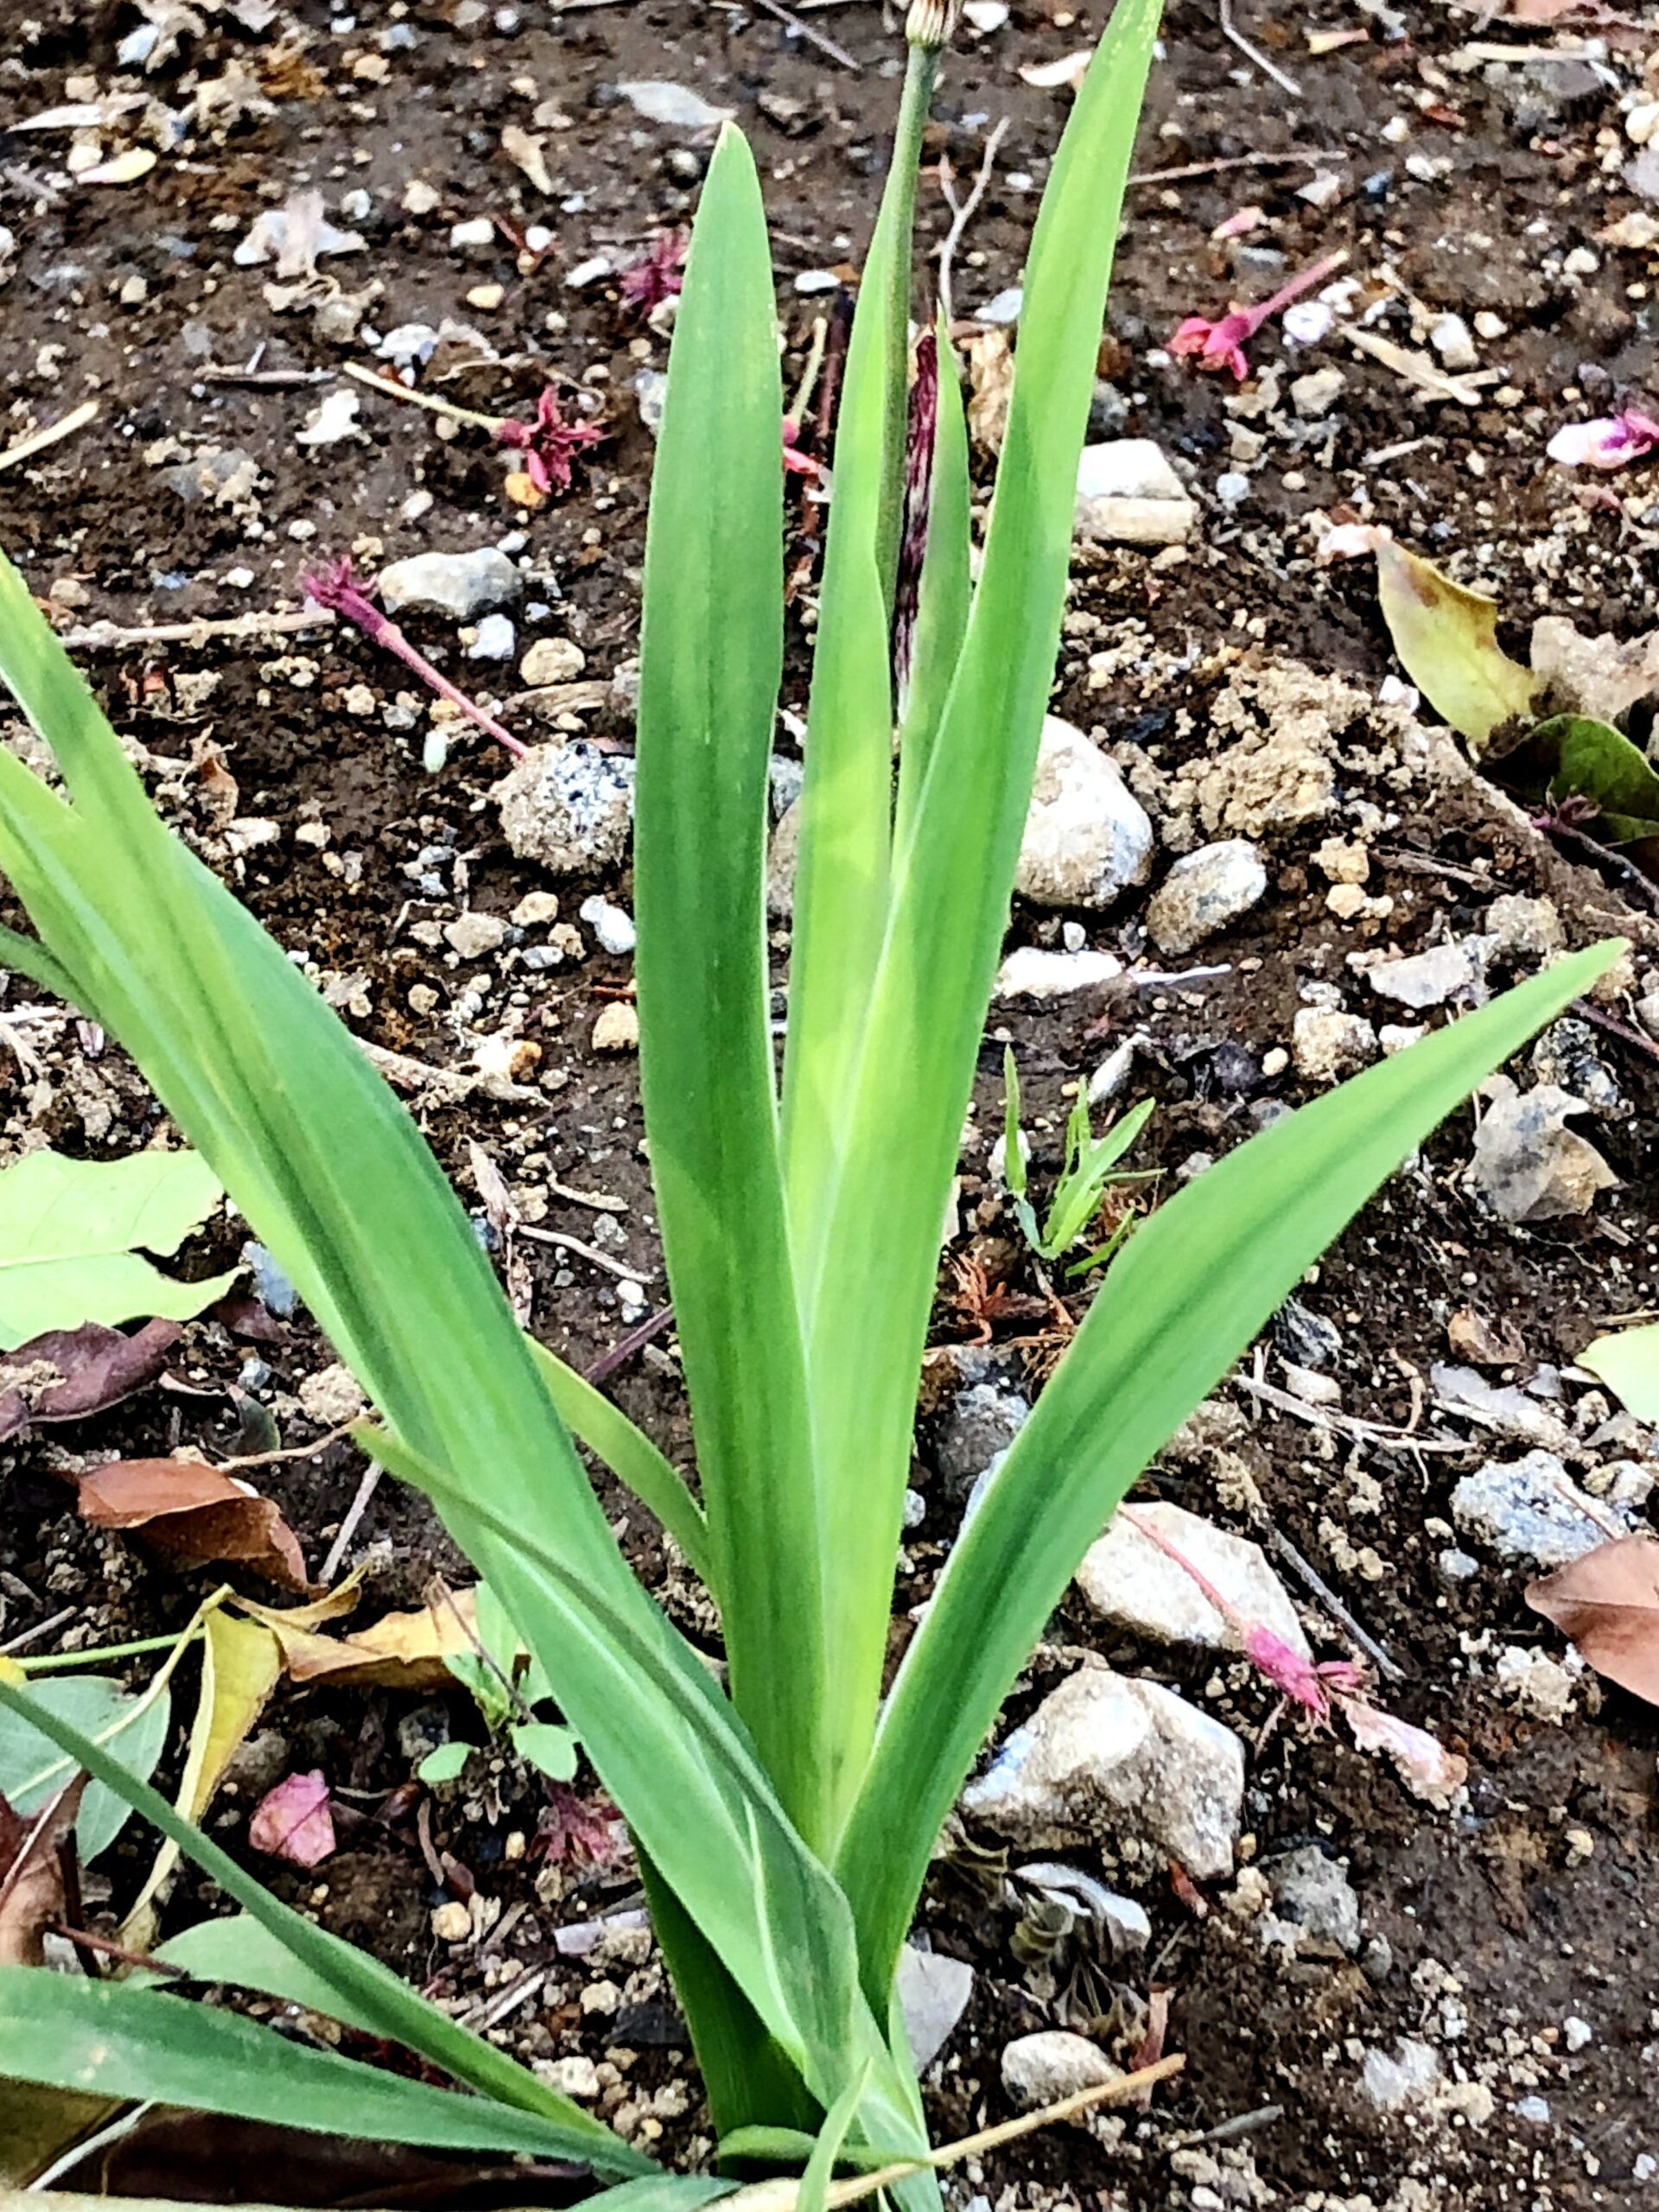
[1015,1863,1151,1955]
[1015,716,1154,911]
[896,1946,975,2074]
[617,80,735,129]
[1075,440,1196,546]
[161,447,258,505]
[444,911,506,960]
[578,894,636,955]
[1530,1018,1621,1115]
[1274,1297,1342,1369]
[496,741,635,874]
[934,1382,1030,1498]
[1367,939,1487,1011]
[766,797,802,920]
[1359,2038,1441,2113]
[1290,366,1345,419]
[243,1239,298,1318]
[1452,1451,1637,1568]
[1292,1007,1377,1084]
[467,613,516,661]
[994,947,1122,1000]
[634,370,668,437]
[1266,1846,1361,1956]
[1484,893,1562,960]
[1146,839,1267,955]
[1435,1547,1480,1587]
[961,1667,1245,1879]
[1001,2030,1121,2112]
[379,549,522,620]
[1467,1078,1617,1223]
[1075,1501,1308,1659]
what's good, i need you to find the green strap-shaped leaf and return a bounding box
[0,1674,646,2173]
[633,128,830,1844]
[838,940,1620,1989]
[893,327,973,856]
[800,0,1165,1860]
[528,1340,713,1588]
[0,1972,635,2162]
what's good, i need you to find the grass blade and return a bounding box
[0,1973,630,2161]
[0,1670,645,2171]
[838,942,1621,1986]
[528,1342,712,1586]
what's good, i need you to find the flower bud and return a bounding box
[906,0,959,50]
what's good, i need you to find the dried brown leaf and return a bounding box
[239,1585,479,1688]
[0,1317,179,1444]
[74,1457,312,1592]
[1527,1534,1659,1705]
[0,1775,87,1967]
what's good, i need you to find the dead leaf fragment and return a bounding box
[240,1586,479,1688]
[249,1769,334,1866]
[0,1317,179,1444]
[74,1458,312,1592]
[500,124,554,196]
[0,1776,86,1967]
[1018,49,1091,88]
[1528,1535,1659,1705]
[1447,1307,1527,1366]
[1339,1701,1467,1807]
[965,327,1014,454]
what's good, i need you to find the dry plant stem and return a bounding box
[0,1604,76,1656]
[1541,816,1659,917]
[1217,0,1302,95]
[318,1460,384,1586]
[937,116,1010,326]
[518,1221,652,1281]
[61,609,335,651]
[219,1421,357,1471]
[730,2055,1187,2212]
[1128,147,1343,185]
[1572,998,1659,1070]
[0,399,99,474]
[748,0,863,69]
[342,360,505,432]
[583,1302,676,1385]
[1257,1519,1404,1681]
[48,1923,185,1976]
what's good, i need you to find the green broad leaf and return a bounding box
[512,1720,578,1782]
[1368,534,1535,751]
[0,1971,629,2162]
[0,1147,235,1349]
[1538,715,1659,843]
[0,1673,649,2175]
[0,1671,169,1861]
[838,942,1622,1990]
[1580,1324,1659,1421]
[633,130,829,1848]
[417,1741,473,1784]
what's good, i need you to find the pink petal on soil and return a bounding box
[250,1769,336,1866]
[1546,410,1659,470]
[1338,1699,1467,1808]
[1244,1624,1332,1716]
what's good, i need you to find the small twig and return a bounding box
[583,1303,676,1385]
[1258,1521,1404,1681]
[219,1421,357,1471]
[319,1460,385,1586]
[199,365,334,387]
[1128,147,1343,186]
[1538,815,1659,917]
[343,360,504,432]
[789,315,831,429]
[547,1175,627,1215]
[518,1222,652,1282]
[459,1961,549,2032]
[0,1605,76,1656]
[0,398,99,474]
[60,607,335,652]
[1217,0,1302,95]
[1186,2103,1285,2146]
[1573,1000,1659,1069]
[747,0,862,69]
[937,117,1009,328]
[48,1923,186,1976]
[1234,1369,1466,1455]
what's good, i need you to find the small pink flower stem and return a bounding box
[1237,247,1349,340]
[303,558,528,760]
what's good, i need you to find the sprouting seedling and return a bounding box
[1001,1047,1154,1273]
[618,227,688,315]
[1170,247,1348,380]
[419,1580,578,1786]
[301,556,527,763]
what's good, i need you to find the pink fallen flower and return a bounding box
[302,556,527,760]
[250,1769,335,1866]
[1338,1699,1467,1808]
[494,385,605,497]
[1170,249,1348,380]
[618,228,687,315]
[1545,408,1659,471]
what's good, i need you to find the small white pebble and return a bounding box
[1563,2017,1592,2052]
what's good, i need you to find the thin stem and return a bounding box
[0,399,99,474]
[15,1626,199,1673]
[342,360,505,432]
[936,117,1009,328]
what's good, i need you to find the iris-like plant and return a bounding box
[0,0,1619,2199]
